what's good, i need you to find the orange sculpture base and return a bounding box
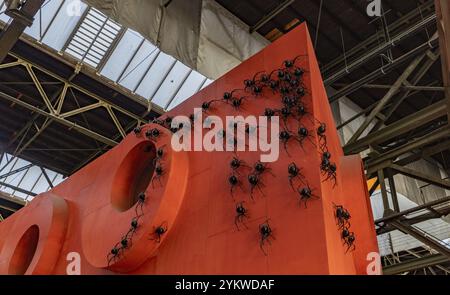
[0,24,378,275]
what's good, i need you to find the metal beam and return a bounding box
[375,196,450,225]
[329,36,439,103]
[387,169,400,212]
[435,0,450,119]
[345,99,448,154]
[0,163,33,180]
[391,221,450,259]
[334,83,444,92]
[366,126,450,169]
[0,181,36,196]
[0,91,118,147]
[0,0,45,63]
[383,254,449,275]
[378,169,390,212]
[322,0,436,74]
[324,13,437,85]
[346,53,426,144]
[40,167,54,189]
[370,48,441,133]
[390,164,450,190]
[249,0,295,33]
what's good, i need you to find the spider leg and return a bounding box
[257,183,265,197]
[306,136,317,147]
[289,177,296,192]
[283,141,291,157]
[235,216,241,231]
[250,187,255,201]
[230,186,235,199]
[260,238,268,256]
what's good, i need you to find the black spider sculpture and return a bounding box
[120,235,132,250]
[222,89,243,104]
[264,108,276,120]
[321,159,337,187]
[320,157,331,174]
[133,126,142,136]
[107,245,121,266]
[235,202,249,230]
[253,161,275,177]
[153,145,166,165]
[334,204,351,229]
[152,118,165,126]
[189,113,197,125]
[282,95,297,108]
[268,79,280,92]
[244,78,255,90]
[251,85,263,96]
[230,157,250,174]
[149,222,168,243]
[228,174,244,198]
[341,227,356,253]
[135,192,146,217]
[297,185,319,208]
[278,107,294,127]
[244,71,267,93]
[259,219,275,256]
[146,128,161,141]
[121,218,140,246]
[279,86,290,94]
[248,173,265,200]
[152,164,164,188]
[288,162,305,191]
[279,129,301,157]
[297,126,316,149]
[201,100,215,113]
[317,122,327,151]
[231,96,247,111]
[294,103,312,122]
[258,73,270,84]
[163,116,173,127]
[296,85,306,97]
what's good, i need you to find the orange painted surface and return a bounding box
[0,24,379,275]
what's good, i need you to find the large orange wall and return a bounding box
[0,24,379,275]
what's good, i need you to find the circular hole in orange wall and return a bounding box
[9,225,40,275]
[111,141,156,212]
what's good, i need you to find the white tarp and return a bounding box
[82,0,268,79]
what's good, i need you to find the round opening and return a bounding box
[9,225,40,275]
[111,141,156,212]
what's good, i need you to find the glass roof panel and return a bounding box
[151,61,191,108]
[100,29,144,81]
[118,40,159,91]
[167,71,207,110]
[24,0,63,40]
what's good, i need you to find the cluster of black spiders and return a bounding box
[107,191,147,267]
[333,203,355,253]
[107,132,170,266]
